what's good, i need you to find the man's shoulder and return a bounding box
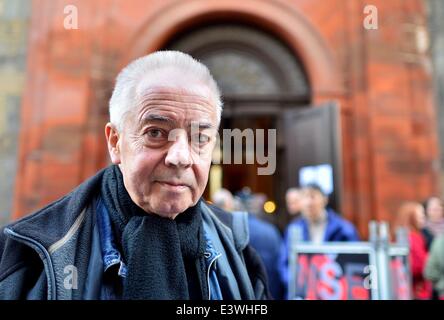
[2,168,107,248]
[326,209,359,239]
[201,203,271,299]
[202,202,250,251]
[327,209,353,226]
[204,202,234,227]
[287,216,307,228]
[0,168,107,296]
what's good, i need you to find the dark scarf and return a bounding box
[100,165,207,299]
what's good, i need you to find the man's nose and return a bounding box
[165,130,193,168]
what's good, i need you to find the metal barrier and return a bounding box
[288,221,411,300]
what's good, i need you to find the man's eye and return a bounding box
[146,129,164,139]
[193,134,210,144]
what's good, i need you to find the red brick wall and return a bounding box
[13,0,440,239]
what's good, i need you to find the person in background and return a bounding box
[284,184,359,244]
[423,197,444,246]
[278,184,360,298]
[395,202,432,300]
[212,188,284,299]
[244,193,285,300]
[425,234,444,300]
[285,188,303,220]
[211,188,234,212]
[421,219,434,252]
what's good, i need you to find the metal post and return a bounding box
[395,227,408,246]
[288,225,303,299]
[369,220,378,244]
[377,222,391,299]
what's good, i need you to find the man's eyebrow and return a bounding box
[193,121,214,129]
[140,114,215,129]
[140,114,175,125]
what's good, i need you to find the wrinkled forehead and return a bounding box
[130,89,218,130]
[118,68,220,130]
[135,67,213,98]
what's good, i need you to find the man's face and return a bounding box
[105,75,218,219]
[286,191,303,216]
[301,188,327,222]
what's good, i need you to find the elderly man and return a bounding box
[0,51,269,300]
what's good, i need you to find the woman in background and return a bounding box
[395,202,433,300]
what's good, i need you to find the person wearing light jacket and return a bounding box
[425,234,444,300]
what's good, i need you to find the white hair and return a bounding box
[109,50,223,130]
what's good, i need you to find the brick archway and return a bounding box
[121,0,344,99]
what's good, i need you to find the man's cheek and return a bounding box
[130,171,152,195]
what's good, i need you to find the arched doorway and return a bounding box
[165,23,311,226]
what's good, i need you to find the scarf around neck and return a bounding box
[100,165,207,299]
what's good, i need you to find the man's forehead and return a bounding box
[135,67,212,97]
[138,86,214,109]
[137,86,213,103]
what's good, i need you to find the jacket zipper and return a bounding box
[206,252,222,300]
[4,228,56,300]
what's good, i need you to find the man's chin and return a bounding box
[154,211,181,220]
[149,201,193,220]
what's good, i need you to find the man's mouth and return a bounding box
[157,181,189,191]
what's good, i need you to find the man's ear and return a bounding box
[105,123,121,164]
